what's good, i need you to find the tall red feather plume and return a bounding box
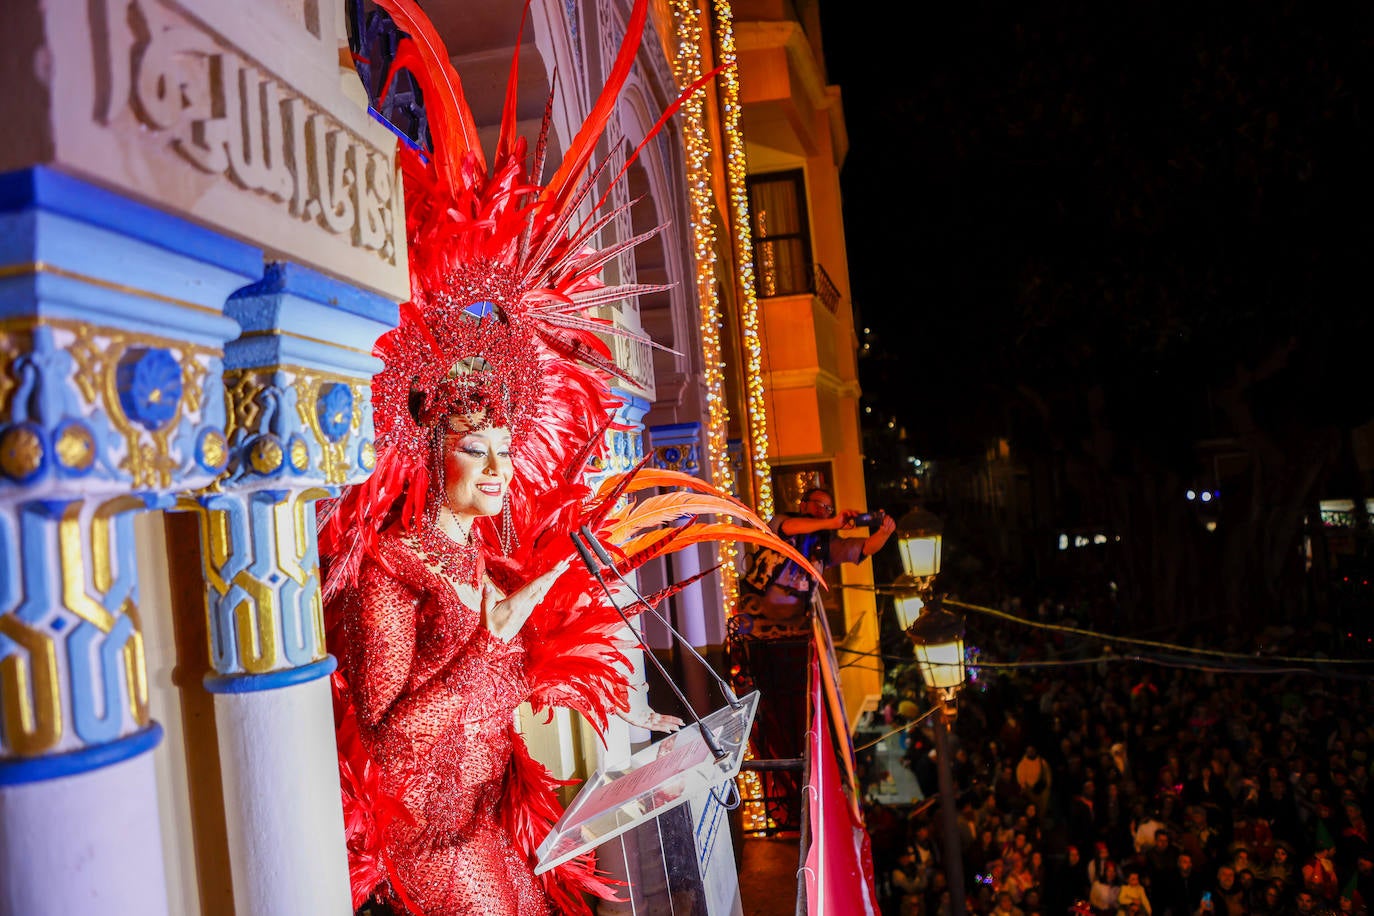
[373,0,484,180]
[496,2,533,164]
[541,0,649,209]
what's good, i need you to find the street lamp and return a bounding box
[896,506,943,581]
[902,596,967,914]
[891,576,926,630]
[906,602,966,718]
[893,506,942,639]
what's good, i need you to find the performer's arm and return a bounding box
[353,556,501,743]
[353,571,509,750]
[482,559,571,642]
[353,562,419,728]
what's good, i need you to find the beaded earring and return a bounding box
[500,496,515,556]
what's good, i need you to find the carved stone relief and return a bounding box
[34,0,408,299]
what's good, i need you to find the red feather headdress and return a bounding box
[320,0,679,584]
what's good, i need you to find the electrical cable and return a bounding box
[834,581,1374,667]
[853,704,940,752]
[837,641,1372,679]
[942,597,1374,666]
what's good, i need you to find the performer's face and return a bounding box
[441,414,513,519]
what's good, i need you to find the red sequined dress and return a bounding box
[341,530,552,915]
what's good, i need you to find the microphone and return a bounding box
[579,525,742,710]
[570,531,728,760]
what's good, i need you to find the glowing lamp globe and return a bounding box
[897,507,943,579]
[907,605,965,696]
[892,576,926,630]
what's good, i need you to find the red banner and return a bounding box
[804,654,880,916]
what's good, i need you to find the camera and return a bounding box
[852,510,885,528]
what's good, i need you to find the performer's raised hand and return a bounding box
[483,559,571,641]
[618,707,686,733]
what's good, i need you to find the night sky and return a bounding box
[818,0,1374,460]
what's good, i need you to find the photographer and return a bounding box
[740,487,897,630]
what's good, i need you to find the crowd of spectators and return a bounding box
[862,598,1374,916]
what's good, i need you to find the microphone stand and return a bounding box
[570,532,729,760]
[578,525,743,711]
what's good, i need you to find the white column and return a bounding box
[647,424,715,712]
[0,745,168,916]
[178,261,394,915]
[213,677,351,916]
[670,534,708,646]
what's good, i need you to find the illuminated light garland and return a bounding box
[737,750,774,834]
[712,0,774,522]
[670,0,737,612]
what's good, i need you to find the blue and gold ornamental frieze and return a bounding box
[0,318,228,495]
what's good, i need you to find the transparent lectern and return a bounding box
[534,693,759,915]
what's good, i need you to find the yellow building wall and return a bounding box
[736,10,881,725]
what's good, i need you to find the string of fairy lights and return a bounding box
[712,0,774,521]
[673,0,777,833]
[670,0,737,611]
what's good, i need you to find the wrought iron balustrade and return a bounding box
[755,254,843,315]
[814,262,841,313]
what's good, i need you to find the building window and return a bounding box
[346,0,432,152]
[748,170,812,297]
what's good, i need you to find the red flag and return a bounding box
[804,653,880,915]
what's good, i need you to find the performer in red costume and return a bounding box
[338,408,588,915]
[319,2,814,913]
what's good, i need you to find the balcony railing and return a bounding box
[756,253,843,314]
[814,262,841,313]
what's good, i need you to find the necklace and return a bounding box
[419,518,482,586]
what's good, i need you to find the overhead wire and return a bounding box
[941,597,1374,666]
[835,635,1371,679]
[834,581,1373,667]
[853,704,939,752]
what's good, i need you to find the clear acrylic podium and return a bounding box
[534,691,759,877]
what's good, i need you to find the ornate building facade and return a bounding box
[0,0,797,913]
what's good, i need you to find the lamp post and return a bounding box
[895,508,967,913]
[906,604,967,914]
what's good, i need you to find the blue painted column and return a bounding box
[587,389,653,749]
[648,422,711,643]
[177,263,394,916]
[0,167,258,916]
